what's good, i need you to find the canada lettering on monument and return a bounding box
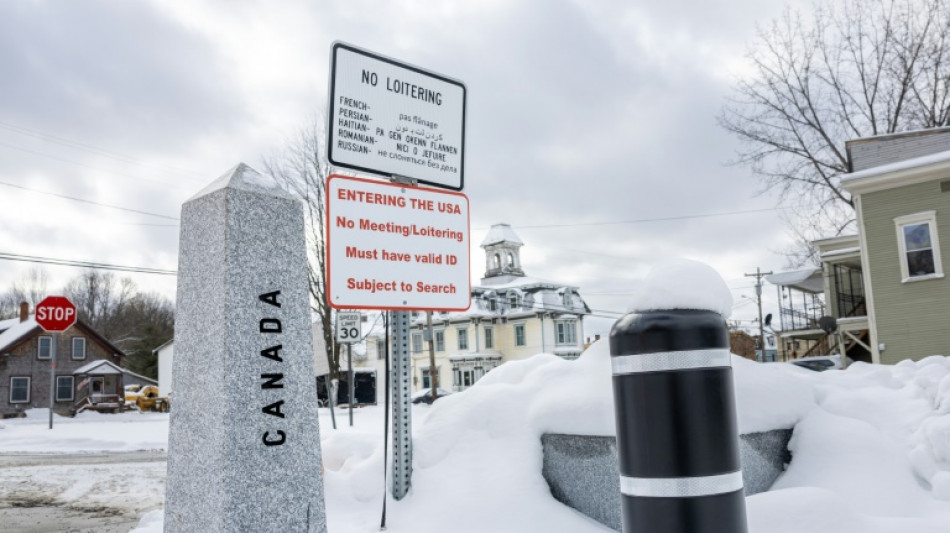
[259,290,287,447]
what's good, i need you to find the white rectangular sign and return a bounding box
[327,174,471,310]
[335,311,362,344]
[328,42,466,190]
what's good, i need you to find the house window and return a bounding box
[412,332,423,353]
[457,328,468,350]
[487,297,497,312]
[37,336,52,360]
[506,252,514,267]
[493,253,501,269]
[514,324,526,347]
[895,211,944,281]
[454,369,475,389]
[563,291,573,307]
[421,367,439,389]
[72,337,86,360]
[508,292,520,309]
[10,377,30,403]
[484,327,494,349]
[435,330,445,352]
[56,376,74,402]
[556,320,577,345]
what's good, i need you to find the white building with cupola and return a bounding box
[362,223,591,394]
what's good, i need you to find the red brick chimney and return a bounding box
[19,302,29,323]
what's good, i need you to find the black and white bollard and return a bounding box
[609,308,747,533]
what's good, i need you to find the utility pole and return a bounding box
[745,267,773,362]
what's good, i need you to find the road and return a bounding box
[0,451,166,533]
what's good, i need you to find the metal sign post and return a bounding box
[391,310,413,500]
[336,311,362,427]
[35,296,78,430]
[326,42,467,505]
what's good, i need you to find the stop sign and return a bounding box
[35,296,78,332]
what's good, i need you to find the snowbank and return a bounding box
[0,409,168,452]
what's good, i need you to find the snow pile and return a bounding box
[0,409,168,452]
[732,355,815,433]
[118,259,950,531]
[627,258,733,317]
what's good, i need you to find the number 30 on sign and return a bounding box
[336,311,362,344]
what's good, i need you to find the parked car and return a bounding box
[411,388,453,404]
[789,354,853,372]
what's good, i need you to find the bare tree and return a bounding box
[10,267,50,309]
[63,269,136,335]
[721,0,950,260]
[262,118,341,380]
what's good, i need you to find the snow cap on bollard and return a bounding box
[609,259,747,533]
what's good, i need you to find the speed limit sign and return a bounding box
[335,311,362,344]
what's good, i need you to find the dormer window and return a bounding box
[508,292,520,309]
[563,290,573,306]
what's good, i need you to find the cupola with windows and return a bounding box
[481,223,525,283]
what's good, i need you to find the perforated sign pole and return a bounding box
[336,311,361,427]
[391,310,412,500]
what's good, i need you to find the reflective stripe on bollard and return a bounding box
[609,309,748,533]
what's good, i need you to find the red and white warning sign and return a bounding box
[326,174,470,311]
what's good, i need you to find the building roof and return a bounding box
[74,359,124,375]
[480,223,523,247]
[766,268,824,294]
[841,148,950,195]
[72,359,158,385]
[0,317,40,353]
[0,314,127,357]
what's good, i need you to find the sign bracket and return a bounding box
[390,174,418,187]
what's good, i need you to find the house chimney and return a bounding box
[19,302,29,323]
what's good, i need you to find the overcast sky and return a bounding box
[0,0,814,339]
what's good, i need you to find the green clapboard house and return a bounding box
[769,128,950,365]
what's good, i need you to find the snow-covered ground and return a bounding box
[2,261,949,531]
[2,347,950,532]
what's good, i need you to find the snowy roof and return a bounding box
[448,353,503,361]
[480,223,523,247]
[0,317,40,353]
[475,275,580,293]
[842,148,950,183]
[74,359,123,376]
[820,246,861,259]
[766,268,824,294]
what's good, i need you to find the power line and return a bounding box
[0,120,205,180]
[474,207,787,231]
[0,180,179,221]
[0,252,176,276]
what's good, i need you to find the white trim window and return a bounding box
[556,320,578,345]
[514,324,526,347]
[56,376,75,402]
[72,337,87,360]
[421,367,439,389]
[895,211,944,282]
[457,328,469,350]
[484,326,494,349]
[435,330,445,352]
[10,377,30,404]
[37,336,52,360]
[411,332,423,353]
